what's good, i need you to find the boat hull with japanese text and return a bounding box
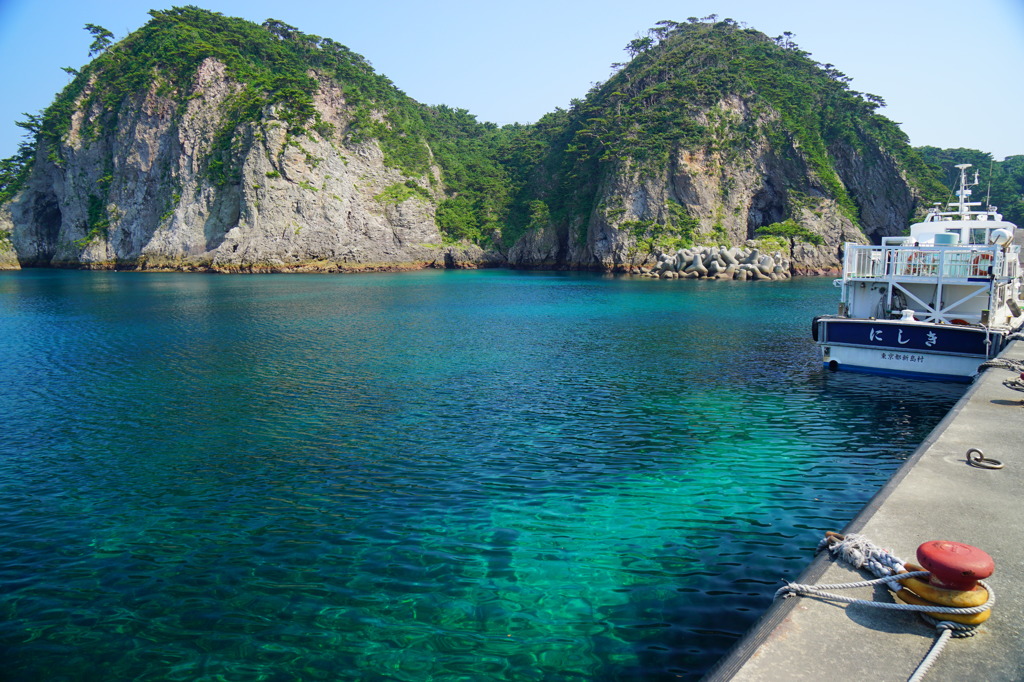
[813,317,1008,382]
[814,163,1023,381]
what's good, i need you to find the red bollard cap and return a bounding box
[917,541,994,590]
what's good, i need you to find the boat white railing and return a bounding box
[843,244,1015,281]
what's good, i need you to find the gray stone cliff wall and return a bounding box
[6,59,491,272]
[509,95,919,274]
[3,74,918,275]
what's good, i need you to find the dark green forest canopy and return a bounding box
[1,8,1017,243]
[916,147,1024,226]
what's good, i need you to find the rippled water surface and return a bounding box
[0,270,965,680]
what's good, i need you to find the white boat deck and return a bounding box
[843,244,1014,282]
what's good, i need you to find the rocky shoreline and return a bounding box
[0,248,841,278]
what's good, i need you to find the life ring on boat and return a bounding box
[972,253,993,275]
[906,250,934,274]
[950,318,970,326]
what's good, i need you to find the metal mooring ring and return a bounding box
[966,448,1004,470]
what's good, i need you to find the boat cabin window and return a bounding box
[969,228,988,244]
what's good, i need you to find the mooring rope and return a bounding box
[776,573,994,616]
[814,531,905,576]
[907,618,978,682]
[978,357,1024,373]
[775,533,994,681]
[977,357,1024,392]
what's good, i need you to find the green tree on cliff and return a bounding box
[756,219,824,267]
[85,24,114,57]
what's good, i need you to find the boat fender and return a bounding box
[811,316,822,341]
[1009,298,1022,318]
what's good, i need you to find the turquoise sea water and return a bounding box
[0,269,964,681]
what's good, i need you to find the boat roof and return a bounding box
[908,164,1017,244]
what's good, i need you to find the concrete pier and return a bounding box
[706,339,1024,681]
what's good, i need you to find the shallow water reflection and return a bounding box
[0,270,964,680]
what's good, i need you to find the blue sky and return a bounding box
[1,0,1022,161]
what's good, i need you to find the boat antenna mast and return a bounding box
[985,157,994,209]
[952,164,980,217]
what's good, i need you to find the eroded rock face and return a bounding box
[0,206,19,270]
[542,95,918,272]
[7,60,466,272]
[5,76,919,275]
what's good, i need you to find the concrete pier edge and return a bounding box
[703,338,1024,681]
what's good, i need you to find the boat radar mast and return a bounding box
[951,163,982,217]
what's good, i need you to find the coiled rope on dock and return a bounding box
[977,356,1024,392]
[978,357,1024,373]
[775,532,994,682]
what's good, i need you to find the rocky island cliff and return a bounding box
[0,9,999,275]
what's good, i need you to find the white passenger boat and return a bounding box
[813,164,1024,382]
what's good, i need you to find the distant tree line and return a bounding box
[915,147,1024,227]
